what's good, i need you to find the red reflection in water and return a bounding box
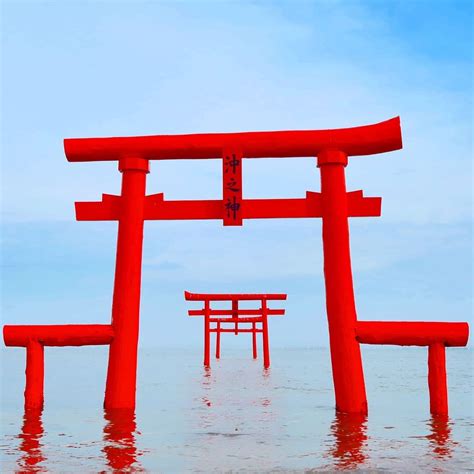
[427,415,455,459]
[102,408,143,472]
[327,412,368,469]
[17,408,46,472]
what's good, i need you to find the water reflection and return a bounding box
[17,408,46,472]
[102,408,143,472]
[427,415,455,459]
[189,364,279,471]
[327,412,368,469]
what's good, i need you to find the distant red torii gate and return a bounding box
[3,116,469,415]
[185,291,287,368]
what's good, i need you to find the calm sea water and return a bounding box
[1,346,473,472]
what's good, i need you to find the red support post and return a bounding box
[215,322,221,359]
[252,322,257,359]
[232,300,239,335]
[104,157,149,410]
[25,340,44,410]
[204,300,211,367]
[318,149,367,414]
[428,343,448,415]
[261,299,270,369]
[252,323,257,359]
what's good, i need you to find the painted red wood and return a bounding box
[261,299,270,369]
[25,340,44,410]
[185,292,286,369]
[75,192,381,223]
[356,321,468,415]
[204,300,211,368]
[185,291,287,301]
[211,328,263,333]
[64,117,402,162]
[252,322,257,359]
[208,317,281,323]
[3,324,114,409]
[104,157,149,410]
[3,324,114,346]
[355,321,469,347]
[5,116,470,418]
[317,149,367,415]
[215,322,221,359]
[428,343,448,415]
[188,309,285,317]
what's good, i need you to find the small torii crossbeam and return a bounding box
[185,291,287,368]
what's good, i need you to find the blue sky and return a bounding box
[1,0,472,348]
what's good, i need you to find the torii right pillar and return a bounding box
[318,149,367,414]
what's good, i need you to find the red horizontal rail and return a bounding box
[210,328,263,333]
[184,291,287,301]
[64,117,402,162]
[188,309,285,316]
[3,324,114,347]
[209,317,264,323]
[75,190,381,222]
[73,197,317,221]
[145,196,221,221]
[355,321,469,347]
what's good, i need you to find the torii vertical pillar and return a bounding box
[25,340,44,410]
[104,157,149,409]
[428,342,448,415]
[318,149,367,414]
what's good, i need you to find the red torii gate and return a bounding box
[3,116,469,415]
[185,291,287,368]
[65,118,394,413]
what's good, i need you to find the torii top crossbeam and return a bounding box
[64,117,402,161]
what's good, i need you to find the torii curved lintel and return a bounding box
[64,116,402,162]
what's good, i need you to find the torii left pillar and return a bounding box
[104,157,149,409]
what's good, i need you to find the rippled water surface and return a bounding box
[1,346,473,472]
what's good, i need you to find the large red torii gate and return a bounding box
[66,117,400,412]
[3,117,469,415]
